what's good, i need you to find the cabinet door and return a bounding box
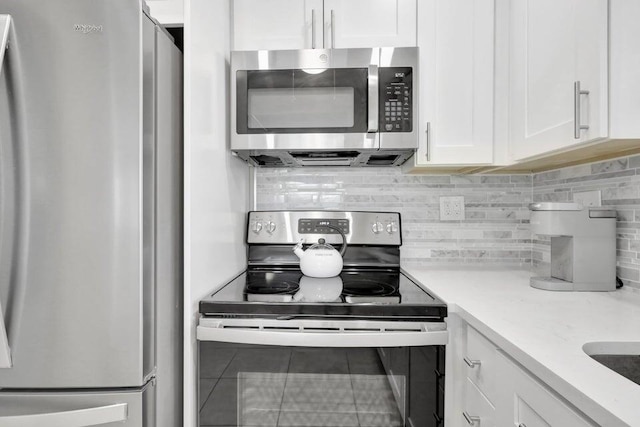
[323,0,417,48]
[495,351,596,427]
[413,0,495,166]
[509,0,608,161]
[462,378,496,427]
[232,0,323,51]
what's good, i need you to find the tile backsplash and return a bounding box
[256,168,533,268]
[256,153,640,290]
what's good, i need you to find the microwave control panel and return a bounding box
[379,67,413,133]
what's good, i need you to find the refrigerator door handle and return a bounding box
[0,14,14,369]
[0,402,128,427]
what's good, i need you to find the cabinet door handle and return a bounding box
[518,424,528,427]
[463,411,481,425]
[463,357,482,368]
[574,81,590,139]
[425,122,431,161]
[330,9,335,48]
[311,9,316,49]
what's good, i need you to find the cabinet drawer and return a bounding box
[462,378,496,427]
[464,326,499,403]
[495,351,596,427]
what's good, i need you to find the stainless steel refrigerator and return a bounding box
[0,0,183,425]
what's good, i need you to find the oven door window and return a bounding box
[199,343,442,427]
[236,68,369,134]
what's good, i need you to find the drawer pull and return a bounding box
[463,357,482,368]
[463,411,480,425]
[518,424,528,427]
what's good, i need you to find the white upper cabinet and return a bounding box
[232,0,323,51]
[323,0,416,48]
[609,0,640,139]
[408,0,499,168]
[232,0,416,51]
[509,0,608,161]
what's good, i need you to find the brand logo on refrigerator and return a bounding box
[73,24,103,34]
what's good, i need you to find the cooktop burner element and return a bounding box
[342,281,397,296]
[199,211,447,321]
[245,280,300,294]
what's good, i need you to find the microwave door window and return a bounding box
[248,87,355,130]
[237,68,369,134]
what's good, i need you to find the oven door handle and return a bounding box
[197,322,448,347]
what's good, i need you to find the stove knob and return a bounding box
[265,221,277,234]
[386,221,398,234]
[371,221,383,234]
[251,221,263,234]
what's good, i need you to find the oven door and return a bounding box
[231,48,379,152]
[198,318,446,427]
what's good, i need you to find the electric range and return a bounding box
[197,211,448,427]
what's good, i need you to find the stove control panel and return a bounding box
[247,211,401,245]
[298,219,349,235]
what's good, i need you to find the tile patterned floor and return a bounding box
[199,345,403,427]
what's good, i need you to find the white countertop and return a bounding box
[402,266,640,427]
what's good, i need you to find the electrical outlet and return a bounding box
[573,190,601,207]
[440,196,465,221]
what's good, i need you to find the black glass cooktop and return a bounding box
[199,269,447,321]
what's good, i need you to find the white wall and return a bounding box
[184,0,250,425]
[145,0,185,26]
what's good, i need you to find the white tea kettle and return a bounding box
[292,276,344,302]
[293,228,347,278]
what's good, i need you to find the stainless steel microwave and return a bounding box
[231,47,418,167]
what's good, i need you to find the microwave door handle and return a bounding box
[367,64,378,133]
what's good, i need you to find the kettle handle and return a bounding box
[292,239,305,252]
[326,225,347,257]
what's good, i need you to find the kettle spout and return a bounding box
[293,239,305,259]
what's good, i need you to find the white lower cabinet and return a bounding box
[462,378,496,426]
[449,318,596,427]
[494,351,596,427]
[464,325,499,404]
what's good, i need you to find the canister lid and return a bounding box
[528,202,583,211]
[528,202,616,218]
